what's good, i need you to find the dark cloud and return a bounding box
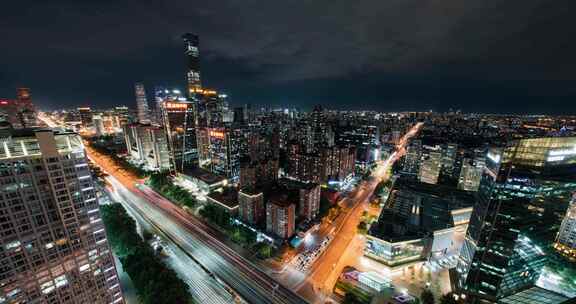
[1,0,575,113]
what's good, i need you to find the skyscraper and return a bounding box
[123,123,171,171]
[135,83,150,124]
[0,129,124,303]
[554,194,576,258]
[203,127,241,181]
[182,33,201,96]
[457,157,484,192]
[402,139,422,178]
[418,145,442,184]
[454,137,576,303]
[0,88,38,129]
[161,100,197,172]
[77,107,93,129]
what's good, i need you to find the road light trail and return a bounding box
[39,113,308,303]
[105,180,236,304]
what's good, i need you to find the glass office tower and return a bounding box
[454,137,576,303]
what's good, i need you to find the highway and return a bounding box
[105,179,237,304]
[105,176,308,304]
[40,112,309,304]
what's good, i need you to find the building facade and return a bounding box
[0,129,124,303]
[161,100,197,172]
[134,83,150,124]
[418,145,442,184]
[298,183,321,221]
[454,137,576,303]
[266,197,295,239]
[238,189,265,225]
[123,123,170,171]
[554,193,576,258]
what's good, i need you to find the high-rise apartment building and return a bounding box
[239,157,279,189]
[287,144,321,183]
[287,142,355,185]
[318,145,356,184]
[554,194,576,258]
[238,189,265,225]
[134,83,150,124]
[266,196,295,239]
[0,129,124,303]
[454,137,576,303]
[298,183,321,221]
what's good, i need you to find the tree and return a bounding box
[342,292,362,304]
[374,181,386,196]
[199,204,231,230]
[357,221,368,234]
[254,242,273,259]
[421,289,435,304]
[318,196,332,218]
[100,204,193,304]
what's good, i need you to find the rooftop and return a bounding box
[182,166,226,185]
[393,177,475,209]
[278,177,319,190]
[368,209,423,242]
[498,286,569,304]
[207,189,238,210]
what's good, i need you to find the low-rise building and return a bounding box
[177,167,227,197]
[207,189,239,214]
[358,272,391,292]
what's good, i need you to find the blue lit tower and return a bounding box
[454,137,576,303]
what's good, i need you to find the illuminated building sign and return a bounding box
[189,88,218,95]
[547,145,576,162]
[209,130,225,139]
[164,102,188,110]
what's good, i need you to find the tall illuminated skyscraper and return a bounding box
[182,33,202,96]
[161,99,197,172]
[555,194,576,258]
[0,129,124,303]
[135,83,150,124]
[454,137,576,303]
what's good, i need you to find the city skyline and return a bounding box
[3,2,576,304]
[2,0,576,114]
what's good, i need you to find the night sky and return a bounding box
[2,0,576,114]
